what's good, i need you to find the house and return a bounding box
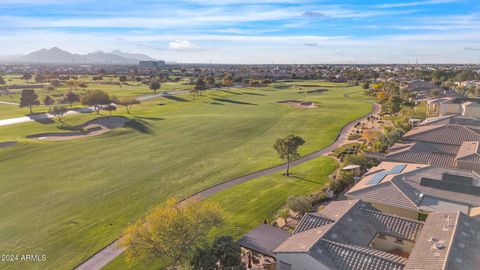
[420,115,480,127]
[346,162,480,220]
[138,60,165,69]
[273,199,480,270]
[366,119,480,171]
[378,140,480,171]
[427,97,480,118]
[400,79,437,92]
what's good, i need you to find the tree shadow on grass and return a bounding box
[222,90,242,95]
[290,175,322,184]
[163,95,189,102]
[242,92,265,96]
[124,119,154,134]
[211,98,257,105]
[210,102,224,105]
[135,116,164,121]
[27,113,54,124]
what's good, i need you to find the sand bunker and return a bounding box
[27,116,129,141]
[277,100,318,109]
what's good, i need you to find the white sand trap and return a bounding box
[277,100,318,109]
[28,116,129,141]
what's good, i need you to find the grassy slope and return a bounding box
[104,156,336,270]
[0,82,373,270]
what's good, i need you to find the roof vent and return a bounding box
[330,233,338,239]
[459,243,465,248]
[429,236,438,242]
[434,243,446,250]
[455,257,463,264]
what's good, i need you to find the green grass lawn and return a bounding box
[0,81,373,270]
[104,156,337,270]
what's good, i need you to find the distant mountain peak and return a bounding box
[8,47,158,64]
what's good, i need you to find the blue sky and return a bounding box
[1,0,480,63]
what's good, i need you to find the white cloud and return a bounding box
[376,0,456,8]
[169,40,198,50]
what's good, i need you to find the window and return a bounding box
[377,234,386,240]
[395,238,404,244]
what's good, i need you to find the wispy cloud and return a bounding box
[376,0,456,8]
[465,46,480,51]
[169,40,198,50]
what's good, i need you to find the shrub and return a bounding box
[287,196,312,214]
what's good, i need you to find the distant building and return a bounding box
[427,97,480,118]
[138,60,165,69]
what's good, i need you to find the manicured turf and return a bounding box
[104,156,337,270]
[0,81,373,270]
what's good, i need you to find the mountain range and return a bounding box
[0,47,157,64]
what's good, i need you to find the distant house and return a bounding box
[427,97,480,118]
[273,199,480,270]
[138,60,165,69]
[366,119,480,171]
[346,162,480,220]
[400,79,437,92]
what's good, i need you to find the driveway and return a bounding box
[73,102,380,270]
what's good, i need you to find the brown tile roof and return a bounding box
[348,163,480,215]
[275,223,334,253]
[422,115,480,127]
[455,141,480,162]
[318,239,406,270]
[403,125,480,146]
[293,213,334,234]
[346,181,418,212]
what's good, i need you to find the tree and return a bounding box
[119,75,128,83]
[81,90,111,114]
[103,104,117,115]
[22,73,32,82]
[117,98,140,114]
[273,135,305,176]
[50,79,61,88]
[212,236,242,269]
[287,196,312,214]
[0,75,5,86]
[35,74,45,84]
[195,78,208,95]
[190,236,244,270]
[61,91,80,108]
[362,81,370,90]
[121,198,224,269]
[49,106,68,122]
[66,80,78,90]
[19,89,40,114]
[136,76,143,85]
[150,81,161,94]
[43,95,55,107]
[190,246,217,270]
[278,208,290,225]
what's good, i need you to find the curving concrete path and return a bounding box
[74,102,380,270]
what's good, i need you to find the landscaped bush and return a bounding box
[287,196,312,214]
